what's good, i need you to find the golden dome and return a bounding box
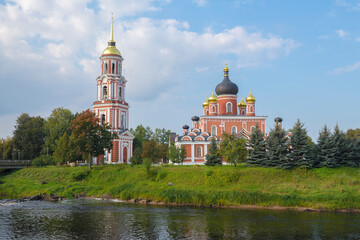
[238,97,246,108]
[102,45,121,55]
[202,97,209,107]
[246,91,256,103]
[208,92,218,103]
[102,15,121,56]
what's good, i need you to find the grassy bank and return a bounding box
[1,165,360,210]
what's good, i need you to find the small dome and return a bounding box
[191,115,200,122]
[202,97,209,107]
[102,43,121,55]
[238,97,246,108]
[215,65,239,96]
[246,91,256,103]
[208,92,218,103]
[183,124,189,129]
[274,117,283,123]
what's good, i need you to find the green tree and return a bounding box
[13,113,45,159]
[247,124,267,167]
[289,119,311,168]
[332,124,354,167]
[346,128,360,139]
[166,142,186,164]
[44,107,74,154]
[130,147,143,165]
[219,133,247,167]
[266,126,290,169]
[142,139,160,162]
[205,137,222,166]
[317,125,337,168]
[153,128,171,144]
[130,125,153,143]
[53,132,76,164]
[0,137,13,160]
[70,109,117,169]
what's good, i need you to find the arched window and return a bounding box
[250,106,254,113]
[211,105,216,113]
[104,63,108,74]
[101,114,105,125]
[226,102,232,113]
[251,126,256,133]
[231,126,237,134]
[119,86,122,98]
[103,86,108,99]
[211,125,217,136]
[121,115,125,129]
[196,146,202,157]
[112,63,115,74]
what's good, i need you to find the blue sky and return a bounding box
[0,0,359,141]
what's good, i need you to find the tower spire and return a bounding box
[110,13,114,42]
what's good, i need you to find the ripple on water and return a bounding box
[0,199,359,239]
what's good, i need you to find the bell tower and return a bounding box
[92,15,134,164]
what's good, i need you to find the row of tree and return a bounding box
[205,120,360,169]
[0,108,116,167]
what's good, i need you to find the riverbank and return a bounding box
[1,165,359,211]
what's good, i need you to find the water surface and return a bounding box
[0,199,359,239]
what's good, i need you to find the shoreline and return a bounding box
[83,196,360,213]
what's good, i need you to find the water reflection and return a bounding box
[0,199,359,239]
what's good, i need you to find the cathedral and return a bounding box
[174,65,267,164]
[92,17,134,164]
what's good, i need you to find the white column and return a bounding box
[191,144,195,163]
[204,144,208,156]
[120,140,123,163]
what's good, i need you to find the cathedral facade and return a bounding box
[92,17,134,164]
[174,65,267,164]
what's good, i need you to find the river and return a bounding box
[0,199,359,239]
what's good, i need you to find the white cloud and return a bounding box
[329,61,360,74]
[0,0,296,137]
[335,29,347,37]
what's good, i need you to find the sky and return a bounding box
[0,0,359,141]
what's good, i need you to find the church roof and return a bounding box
[215,64,239,96]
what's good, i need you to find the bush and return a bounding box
[71,168,90,181]
[32,155,55,167]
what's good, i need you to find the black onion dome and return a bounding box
[274,117,283,123]
[182,124,189,129]
[215,66,239,96]
[191,115,200,122]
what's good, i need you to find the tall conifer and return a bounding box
[266,126,290,169]
[317,125,337,168]
[247,124,267,167]
[205,137,222,166]
[289,119,311,168]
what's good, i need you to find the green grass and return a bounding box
[1,165,360,210]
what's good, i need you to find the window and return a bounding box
[103,86,108,99]
[211,125,217,136]
[231,126,237,134]
[251,126,256,133]
[226,102,232,113]
[104,63,108,74]
[211,105,216,113]
[112,63,115,74]
[101,114,105,124]
[196,146,202,157]
[121,115,125,129]
[119,86,122,98]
